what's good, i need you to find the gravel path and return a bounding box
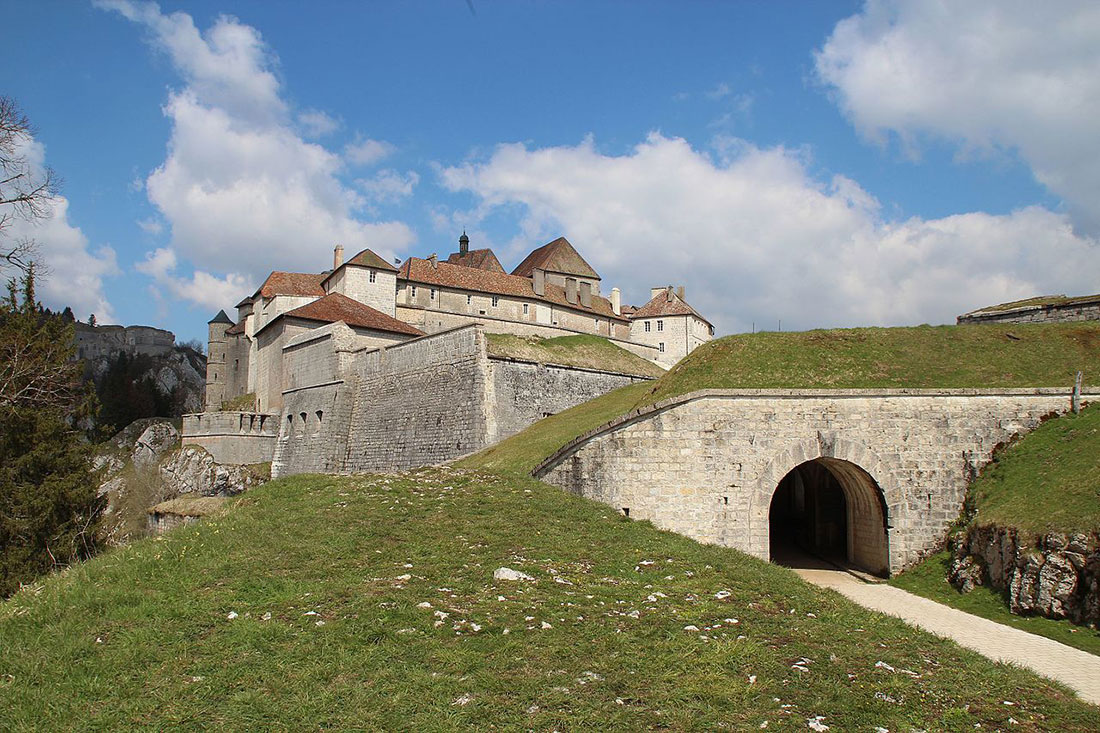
[796,567,1100,706]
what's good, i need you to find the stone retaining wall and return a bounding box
[181,411,276,465]
[957,295,1100,325]
[535,388,1094,574]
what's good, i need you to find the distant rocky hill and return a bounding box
[68,319,207,432]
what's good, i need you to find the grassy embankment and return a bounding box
[892,403,1100,655]
[485,333,666,378]
[3,469,1098,729]
[463,322,1100,475]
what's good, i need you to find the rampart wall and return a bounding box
[957,296,1100,325]
[535,388,1094,574]
[181,411,277,465]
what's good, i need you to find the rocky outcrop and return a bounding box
[949,526,1100,624]
[159,446,269,498]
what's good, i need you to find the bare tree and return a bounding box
[0,96,59,275]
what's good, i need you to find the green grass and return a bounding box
[486,333,666,378]
[649,322,1099,402]
[968,402,1100,536]
[892,552,1100,657]
[463,322,1100,476]
[3,470,1097,730]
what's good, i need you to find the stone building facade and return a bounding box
[205,234,714,412]
[74,322,176,361]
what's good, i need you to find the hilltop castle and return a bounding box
[205,234,713,414]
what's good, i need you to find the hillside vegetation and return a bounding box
[486,333,665,378]
[966,401,1100,536]
[463,322,1100,475]
[2,470,1096,729]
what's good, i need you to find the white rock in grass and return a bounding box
[494,567,534,582]
[226,611,238,620]
[683,625,699,632]
[451,693,473,706]
[807,716,829,731]
[540,621,553,629]
[417,602,432,609]
[715,590,732,600]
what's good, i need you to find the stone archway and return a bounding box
[767,457,890,576]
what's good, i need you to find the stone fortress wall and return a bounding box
[535,388,1096,575]
[181,411,278,465]
[268,324,652,478]
[74,322,176,361]
[957,294,1100,326]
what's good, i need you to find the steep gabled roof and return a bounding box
[345,248,399,272]
[208,309,234,325]
[281,293,423,336]
[511,237,600,280]
[398,257,626,322]
[234,296,254,309]
[225,320,246,336]
[446,248,506,273]
[629,288,712,327]
[256,271,326,299]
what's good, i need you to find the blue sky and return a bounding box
[3,1,1097,343]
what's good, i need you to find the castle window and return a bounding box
[314,411,323,436]
[644,321,651,333]
[594,318,599,331]
[491,296,499,307]
[430,287,436,301]
[657,320,664,332]
[411,286,417,298]
[523,303,529,315]
[659,342,665,353]
[467,294,472,306]
[285,414,293,438]
[299,412,307,436]
[369,270,376,283]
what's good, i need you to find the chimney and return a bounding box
[533,268,546,296]
[428,253,438,268]
[459,231,469,256]
[650,287,665,301]
[566,277,578,305]
[611,287,621,316]
[333,244,344,269]
[579,281,592,308]
[676,285,685,301]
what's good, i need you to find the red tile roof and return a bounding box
[281,293,423,336]
[256,271,326,299]
[446,248,505,273]
[225,320,246,336]
[511,237,600,280]
[345,248,398,271]
[399,257,626,321]
[629,288,712,326]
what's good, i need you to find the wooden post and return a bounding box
[1072,370,1083,414]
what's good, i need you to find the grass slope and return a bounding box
[463,322,1100,475]
[486,333,665,378]
[2,470,1096,730]
[967,402,1100,536]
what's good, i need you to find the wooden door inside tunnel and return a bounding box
[768,457,889,577]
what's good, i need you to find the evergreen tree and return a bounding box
[0,267,102,597]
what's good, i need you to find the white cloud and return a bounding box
[136,247,251,312]
[3,136,118,321]
[137,216,163,235]
[99,1,415,307]
[440,134,1100,334]
[816,0,1100,233]
[298,109,340,138]
[357,169,420,203]
[345,138,395,166]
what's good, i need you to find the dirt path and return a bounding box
[796,566,1100,706]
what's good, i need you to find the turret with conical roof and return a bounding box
[205,310,233,409]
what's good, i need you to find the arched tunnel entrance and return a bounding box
[768,458,890,577]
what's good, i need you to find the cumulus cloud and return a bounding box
[3,136,118,321]
[136,247,251,312]
[440,134,1100,334]
[357,169,420,203]
[99,1,415,308]
[345,138,395,167]
[816,0,1100,232]
[298,109,340,138]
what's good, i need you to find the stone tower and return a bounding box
[205,310,234,410]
